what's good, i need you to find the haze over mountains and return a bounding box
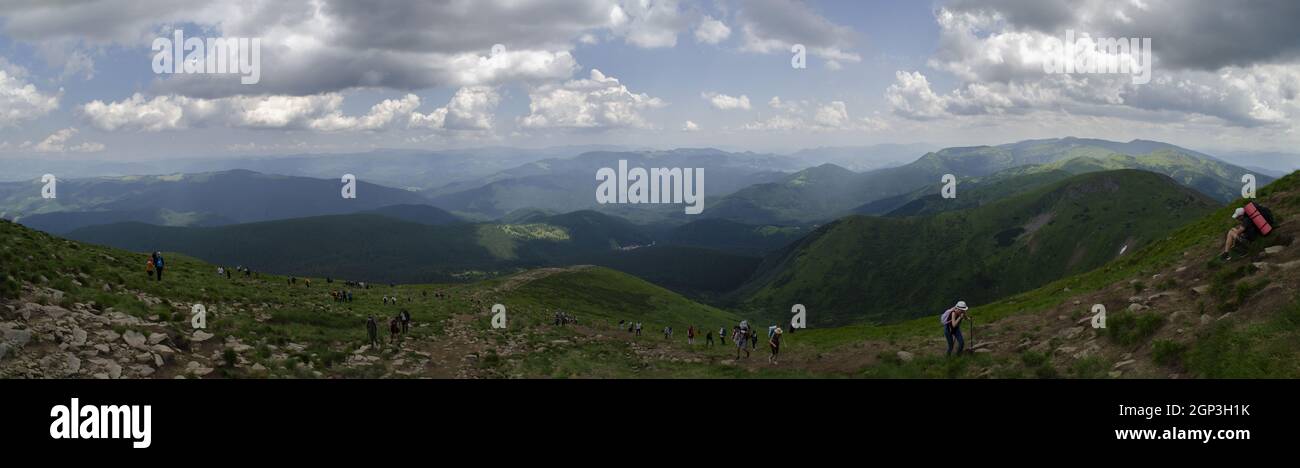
[1,137,1276,325]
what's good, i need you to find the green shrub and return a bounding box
[1070,356,1107,378]
[1020,350,1048,368]
[1152,339,1186,367]
[1107,311,1166,346]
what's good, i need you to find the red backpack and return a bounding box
[1244,202,1274,236]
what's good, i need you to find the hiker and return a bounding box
[1222,202,1276,260]
[664,326,671,340]
[366,315,379,348]
[941,301,969,356]
[733,326,749,359]
[399,309,411,333]
[718,327,726,345]
[750,329,758,350]
[706,330,714,347]
[217,266,224,276]
[146,256,155,279]
[389,316,401,344]
[225,268,231,280]
[769,327,783,364]
[152,252,165,282]
[635,322,643,336]
[688,325,695,345]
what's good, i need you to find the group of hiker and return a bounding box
[554,310,575,326]
[366,309,413,348]
[144,252,165,281]
[606,319,787,364]
[331,289,354,303]
[215,265,254,280]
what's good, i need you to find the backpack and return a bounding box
[1244,202,1275,237]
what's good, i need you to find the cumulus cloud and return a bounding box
[29,128,104,153]
[742,98,885,132]
[0,62,61,127]
[81,87,501,132]
[682,120,700,132]
[884,1,1300,128]
[612,0,688,48]
[702,92,752,110]
[0,0,665,97]
[694,15,731,44]
[519,69,666,129]
[735,0,860,64]
[409,86,502,131]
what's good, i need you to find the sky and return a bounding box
[1,0,1300,161]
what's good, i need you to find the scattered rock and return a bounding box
[1112,359,1136,369]
[1201,314,1213,325]
[147,333,168,345]
[1127,303,1149,312]
[106,361,122,379]
[122,330,148,349]
[1218,313,1233,321]
[896,351,914,362]
[1108,371,1123,379]
[1191,285,1210,295]
[1264,246,1285,255]
[0,343,9,361]
[191,330,214,342]
[2,328,32,348]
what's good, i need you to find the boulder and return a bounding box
[191,330,215,342]
[896,351,914,362]
[1127,303,1149,312]
[147,332,168,345]
[2,328,32,348]
[70,327,88,347]
[122,330,148,349]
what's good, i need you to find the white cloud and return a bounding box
[31,128,104,153]
[519,69,666,129]
[0,0,650,98]
[694,16,731,44]
[742,99,884,132]
[889,3,1300,129]
[736,0,860,64]
[82,88,501,133]
[614,0,687,49]
[702,92,752,110]
[682,120,700,132]
[409,86,502,131]
[0,66,61,127]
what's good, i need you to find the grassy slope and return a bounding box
[786,170,1300,377]
[740,170,1218,325]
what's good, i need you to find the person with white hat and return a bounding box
[1220,207,1250,261]
[940,301,970,356]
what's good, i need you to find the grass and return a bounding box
[1106,311,1166,346]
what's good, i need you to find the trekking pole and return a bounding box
[968,316,975,354]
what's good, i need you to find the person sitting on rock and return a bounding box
[1222,203,1276,261]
